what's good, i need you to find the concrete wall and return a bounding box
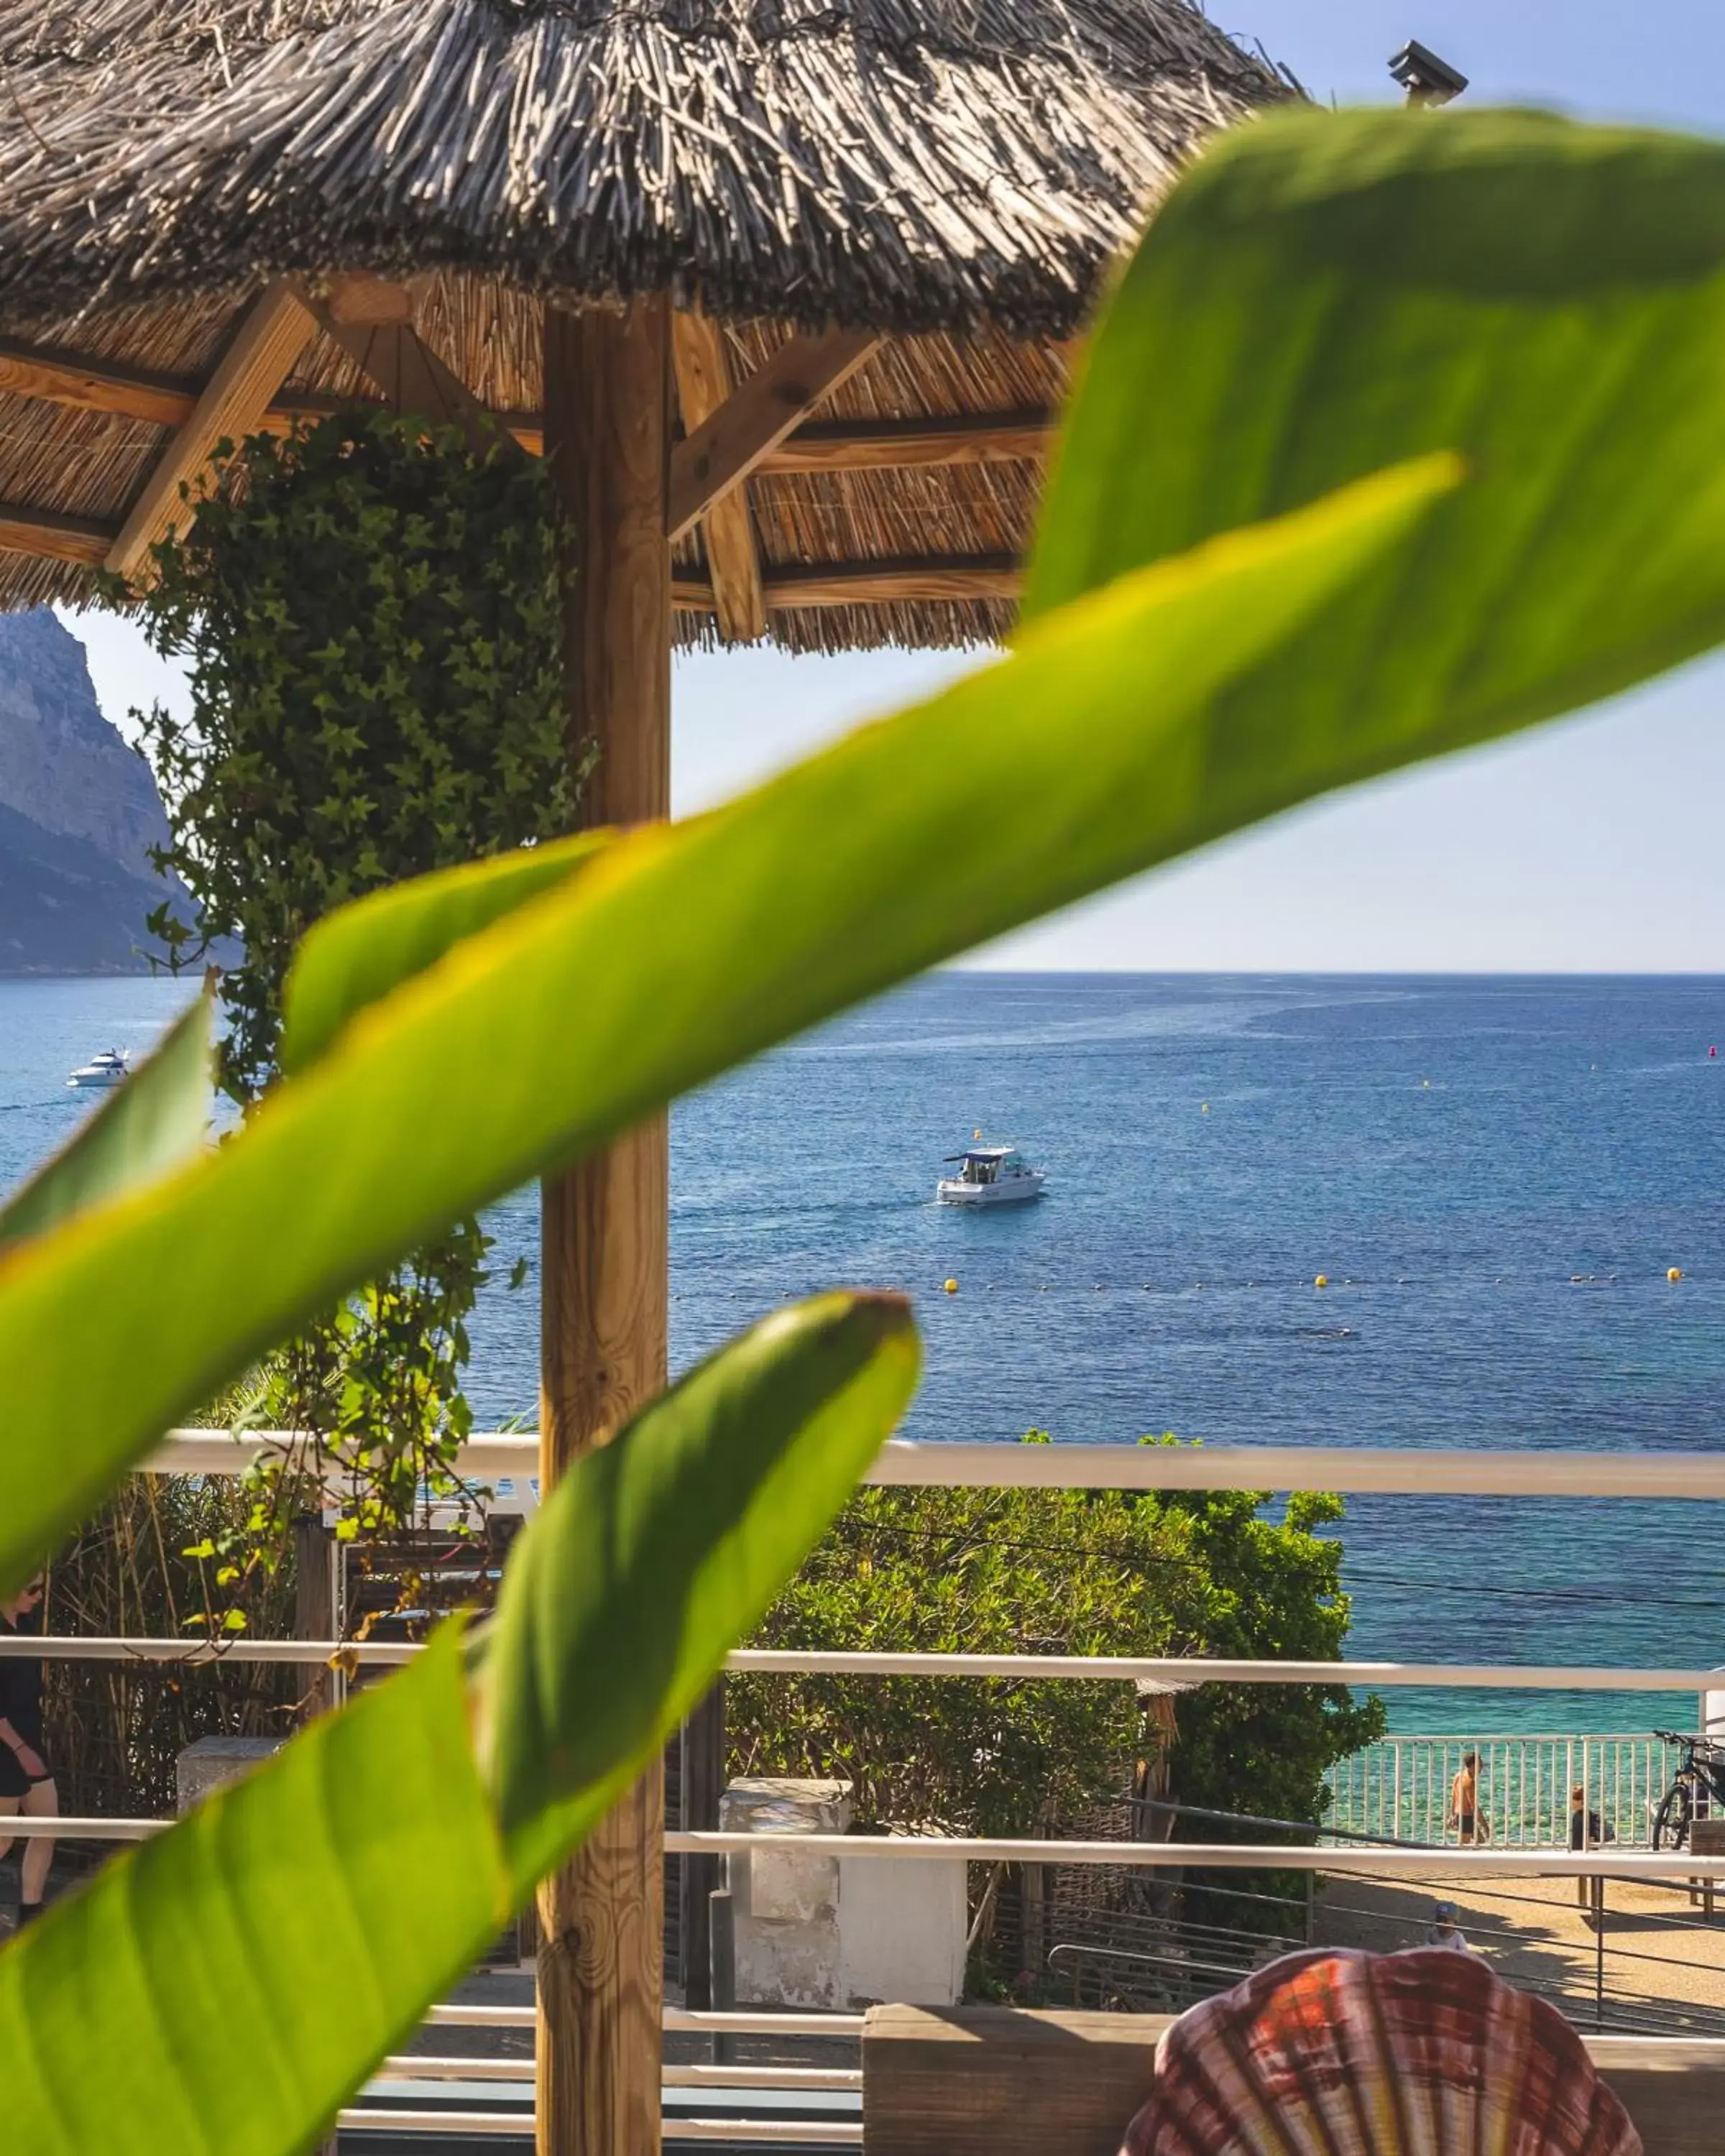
[722,1777,967,2009]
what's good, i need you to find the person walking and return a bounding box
[0,1575,57,1927]
[1448,1751,1486,1846]
[1570,1784,1609,1920]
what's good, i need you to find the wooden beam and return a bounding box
[863,2007,1725,2156]
[310,297,518,466]
[322,274,418,326]
[539,295,672,2156]
[666,326,880,542]
[0,333,1052,478]
[761,409,1052,473]
[671,310,766,643]
[0,339,198,430]
[106,281,318,579]
[0,502,118,565]
[673,553,1020,612]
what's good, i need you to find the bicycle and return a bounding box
[1650,1731,1725,1851]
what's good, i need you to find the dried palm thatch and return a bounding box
[0,0,1294,648]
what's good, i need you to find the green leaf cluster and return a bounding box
[732,1440,1382,1842]
[124,407,577,1096]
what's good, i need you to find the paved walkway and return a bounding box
[1316,1864,1725,2032]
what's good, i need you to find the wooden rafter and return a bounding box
[0,339,197,429]
[666,327,880,543]
[0,336,1054,475]
[0,502,116,564]
[762,408,1051,471]
[673,551,1021,612]
[309,286,518,465]
[106,281,318,580]
[671,310,765,643]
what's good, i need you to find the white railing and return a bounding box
[1326,1732,1687,1851]
[143,1430,1725,1501]
[34,1428,1725,2142]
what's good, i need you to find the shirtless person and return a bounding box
[1448,1751,1484,1846]
[0,1576,56,1926]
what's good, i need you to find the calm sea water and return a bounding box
[5,969,1724,1737]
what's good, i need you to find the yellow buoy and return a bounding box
[1668,1266,1684,1283]
[944,1278,959,1295]
[973,1128,983,1141]
[1200,1102,1210,1114]
[1314,1273,1329,1289]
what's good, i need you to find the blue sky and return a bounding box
[67,1,1725,972]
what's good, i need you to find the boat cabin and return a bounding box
[947,1146,1024,1187]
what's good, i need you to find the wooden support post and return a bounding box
[679,1683,727,2009]
[671,311,765,644]
[538,295,673,2156]
[291,1512,335,1720]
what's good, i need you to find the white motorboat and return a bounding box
[68,1049,130,1090]
[937,1143,1046,1206]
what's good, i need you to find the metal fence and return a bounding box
[1325,1731,1691,1851]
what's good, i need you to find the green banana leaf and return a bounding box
[0,993,211,1248]
[0,461,1447,1593]
[0,1292,918,2156]
[280,831,612,1077]
[1028,108,1725,775]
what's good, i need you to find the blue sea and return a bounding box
[4,969,1724,1737]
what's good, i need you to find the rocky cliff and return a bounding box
[0,609,173,973]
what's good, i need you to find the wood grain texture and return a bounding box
[761,410,1052,473]
[106,280,317,578]
[863,2007,1725,2156]
[666,327,880,541]
[0,502,115,563]
[322,274,418,326]
[311,306,517,466]
[0,324,1045,480]
[671,310,765,644]
[671,553,1021,612]
[0,338,196,428]
[538,295,673,2156]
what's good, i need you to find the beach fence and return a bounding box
[1325,1732,1692,1851]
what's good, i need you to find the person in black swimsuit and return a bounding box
[0,1575,56,1925]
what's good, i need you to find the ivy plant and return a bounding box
[113,410,581,1606]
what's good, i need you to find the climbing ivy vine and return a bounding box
[116,409,579,1613]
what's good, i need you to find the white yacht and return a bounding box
[68,1049,130,1090]
[937,1143,1046,1206]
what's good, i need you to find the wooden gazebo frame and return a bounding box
[0,2,1292,2148]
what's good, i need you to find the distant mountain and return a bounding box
[0,798,170,975]
[0,610,173,974]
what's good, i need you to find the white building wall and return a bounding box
[722,1777,966,2010]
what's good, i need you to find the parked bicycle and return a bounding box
[1650,1731,1725,1851]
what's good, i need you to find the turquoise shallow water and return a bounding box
[4,969,1724,1737]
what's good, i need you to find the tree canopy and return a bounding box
[731,1434,1384,1840]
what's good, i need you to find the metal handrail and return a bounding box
[144,1429,1725,1501]
[4,1631,1720,1696]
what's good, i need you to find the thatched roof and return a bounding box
[0,0,1292,650]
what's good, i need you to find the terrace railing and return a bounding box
[1326,1731,1690,1851]
[11,1429,1725,2151]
